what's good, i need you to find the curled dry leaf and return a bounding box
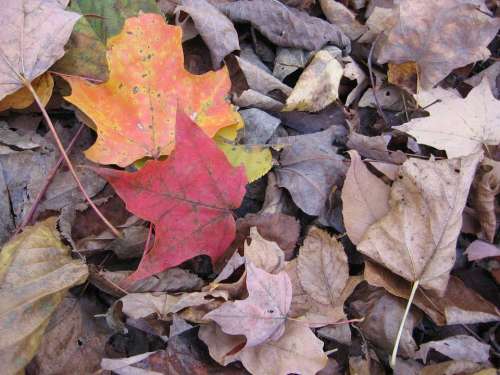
[284,50,344,112]
[358,153,482,295]
[177,0,239,69]
[378,0,500,89]
[319,0,367,40]
[244,227,285,274]
[0,0,80,100]
[416,335,491,364]
[273,47,311,82]
[96,111,247,284]
[465,240,500,261]
[471,158,500,242]
[395,80,500,159]
[297,227,348,305]
[204,262,292,347]
[420,360,483,375]
[0,72,53,112]
[341,150,390,245]
[217,0,350,52]
[0,218,88,374]
[346,132,407,164]
[236,56,292,97]
[65,13,241,167]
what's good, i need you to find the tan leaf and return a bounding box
[319,0,367,40]
[0,72,54,111]
[471,158,500,242]
[346,132,407,164]
[378,0,500,89]
[284,50,343,112]
[204,262,292,347]
[465,240,500,261]
[364,261,500,325]
[244,227,285,274]
[358,153,482,295]
[236,56,292,97]
[395,80,500,158]
[420,360,483,375]
[297,227,348,304]
[0,0,81,100]
[415,335,491,364]
[0,218,88,374]
[198,323,245,366]
[341,150,391,245]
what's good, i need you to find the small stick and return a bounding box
[15,123,85,233]
[368,35,389,127]
[390,279,419,368]
[23,78,120,237]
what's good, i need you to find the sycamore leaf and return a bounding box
[378,0,500,89]
[358,153,482,295]
[0,0,80,100]
[96,111,247,284]
[0,72,53,111]
[54,0,160,81]
[0,218,88,374]
[396,80,500,158]
[204,262,292,348]
[64,13,242,167]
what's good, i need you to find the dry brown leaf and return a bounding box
[177,0,239,68]
[341,150,390,245]
[297,227,348,304]
[244,227,285,274]
[217,0,350,51]
[0,218,88,374]
[204,262,292,347]
[283,50,344,112]
[319,0,367,40]
[378,0,500,89]
[0,0,81,100]
[236,56,292,97]
[395,80,500,159]
[465,240,500,261]
[471,158,500,242]
[420,360,483,375]
[364,261,500,325]
[415,335,491,364]
[388,62,418,93]
[358,153,482,295]
[346,132,407,164]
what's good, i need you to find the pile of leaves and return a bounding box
[0,0,499,374]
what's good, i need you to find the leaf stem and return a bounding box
[390,279,419,368]
[23,79,120,237]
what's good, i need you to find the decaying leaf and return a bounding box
[341,150,390,245]
[416,335,491,364]
[275,128,347,216]
[319,0,367,40]
[284,50,344,112]
[97,111,246,283]
[244,227,285,274]
[0,72,53,112]
[0,0,80,100]
[420,360,483,375]
[218,0,350,52]
[465,240,500,261]
[346,132,407,164]
[395,80,500,159]
[0,218,88,374]
[65,13,241,167]
[358,153,482,295]
[378,0,500,89]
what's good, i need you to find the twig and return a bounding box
[390,279,419,368]
[368,35,389,127]
[23,78,120,237]
[15,123,85,233]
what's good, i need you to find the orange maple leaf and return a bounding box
[64,13,241,167]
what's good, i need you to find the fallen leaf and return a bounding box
[358,3,396,44]
[317,324,351,346]
[233,89,285,112]
[378,0,500,89]
[97,110,247,283]
[53,0,160,81]
[0,218,88,374]
[65,13,242,167]
[466,61,500,94]
[350,285,422,357]
[358,153,482,295]
[0,72,53,111]
[364,261,500,325]
[218,0,350,52]
[319,0,367,40]
[0,0,80,100]
[471,158,500,242]
[420,360,483,375]
[349,355,386,375]
[275,128,347,216]
[297,227,348,305]
[465,240,500,261]
[341,150,390,245]
[395,80,500,158]
[388,62,418,94]
[415,335,491,363]
[240,108,281,144]
[101,351,163,375]
[273,47,311,81]
[177,0,239,69]
[343,57,369,107]
[204,262,292,347]
[244,227,285,274]
[236,56,292,97]
[284,50,344,112]
[346,132,407,164]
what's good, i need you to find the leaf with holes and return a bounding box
[96,110,247,284]
[64,13,242,167]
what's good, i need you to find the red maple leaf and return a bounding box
[96,110,247,284]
